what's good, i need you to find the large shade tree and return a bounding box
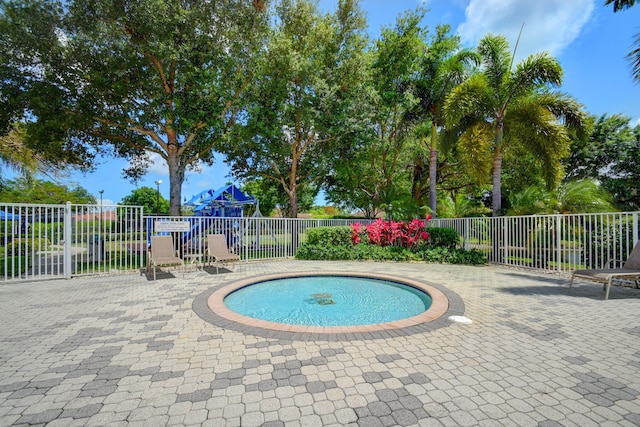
[0,0,268,215]
[444,34,587,216]
[222,0,368,217]
[325,9,425,218]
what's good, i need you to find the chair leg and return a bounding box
[569,274,575,293]
[605,278,612,300]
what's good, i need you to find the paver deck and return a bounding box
[1,260,639,426]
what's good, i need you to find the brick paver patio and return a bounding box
[1,260,639,426]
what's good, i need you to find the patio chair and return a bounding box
[147,235,184,280]
[206,234,240,274]
[569,240,640,300]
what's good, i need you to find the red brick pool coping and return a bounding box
[206,271,450,336]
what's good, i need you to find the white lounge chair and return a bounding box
[569,240,640,300]
[147,235,184,280]
[206,234,240,274]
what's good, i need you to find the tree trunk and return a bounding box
[166,150,183,216]
[429,120,438,217]
[492,125,504,217]
[289,189,298,218]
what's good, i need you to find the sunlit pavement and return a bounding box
[1,260,639,426]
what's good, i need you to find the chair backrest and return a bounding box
[207,234,232,256]
[151,235,176,258]
[623,240,640,270]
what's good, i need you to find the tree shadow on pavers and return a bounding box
[498,271,567,286]
[498,281,640,301]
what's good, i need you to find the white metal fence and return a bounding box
[147,216,370,264]
[1,203,145,282]
[431,212,640,273]
[3,202,638,282]
[0,202,368,283]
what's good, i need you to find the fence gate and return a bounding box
[1,203,145,283]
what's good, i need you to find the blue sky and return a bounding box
[42,0,640,206]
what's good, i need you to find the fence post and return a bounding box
[555,215,562,272]
[64,202,72,279]
[633,212,639,246]
[503,217,509,265]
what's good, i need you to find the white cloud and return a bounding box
[147,152,167,176]
[458,0,594,61]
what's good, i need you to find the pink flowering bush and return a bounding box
[352,217,430,250]
[297,220,485,264]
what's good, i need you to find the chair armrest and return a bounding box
[607,258,625,268]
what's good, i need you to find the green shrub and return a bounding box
[5,238,51,255]
[0,256,30,275]
[424,227,460,249]
[416,246,486,265]
[305,226,353,246]
[296,241,487,265]
[295,244,354,260]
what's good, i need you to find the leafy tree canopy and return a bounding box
[326,8,425,218]
[222,0,369,217]
[0,0,268,215]
[119,186,169,215]
[0,177,95,204]
[565,114,640,210]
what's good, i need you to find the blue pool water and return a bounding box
[223,276,432,326]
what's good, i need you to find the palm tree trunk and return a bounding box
[492,126,504,217]
[491,126,504,262]
[429,121,438,217]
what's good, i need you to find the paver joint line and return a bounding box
[0,260,639,427]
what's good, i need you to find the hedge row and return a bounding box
[296,226,486,265]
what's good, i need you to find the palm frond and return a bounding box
[605,0,637,12]
[509,52,563,98]
[0,124,38,177]
[443,74,491,127]
[507,186,553,215]
[458,122,494,184]
[535,91,589,140]
[477,34,511,92]
[506,96,572,188]
[556,179,617,213]
[628,31,640,83]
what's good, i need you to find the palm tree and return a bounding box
[554,179,617,213]
[410,25,478,217]
[0,124,38,178]
[507,179,616,215]
[444,34,587,216]
[605,0,640,82]
[605,0,636,11]
[0,123,62,182]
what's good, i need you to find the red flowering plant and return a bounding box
[352,216,431,250]
[350,222,363,245]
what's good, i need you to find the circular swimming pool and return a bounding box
[223,276,432,326]
[203,272,452,338]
